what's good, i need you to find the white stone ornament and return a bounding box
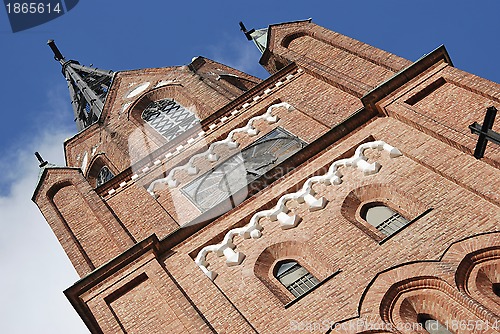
[195,140,403,280]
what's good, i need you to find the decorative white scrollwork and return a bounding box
[195,140,403,280]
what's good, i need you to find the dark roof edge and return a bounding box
[361,44,453,113]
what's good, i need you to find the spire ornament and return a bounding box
[48,40,114,131]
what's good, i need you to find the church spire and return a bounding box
[47,40,114,131]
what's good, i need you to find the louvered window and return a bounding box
[142,99,198,141]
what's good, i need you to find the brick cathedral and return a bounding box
[33,19,500,333]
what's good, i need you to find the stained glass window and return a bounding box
[182,128,305,212]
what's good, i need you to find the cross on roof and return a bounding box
[469,106,500,159]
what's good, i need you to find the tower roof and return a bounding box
[48,40,114,132]
[239,21,268,53]
[239,19,313,54]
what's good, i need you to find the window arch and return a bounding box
[361,203,409,237]
[274,260,319,298]
[141,98,198,142]
[96,166,114,187]
[463,259,500,315]
[182,127,305,212]
[86,154,117,188]
[254,241,333,305]
[341,183,429,243]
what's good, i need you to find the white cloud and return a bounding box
[0,87,89,333]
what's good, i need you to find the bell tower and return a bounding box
[33,20,500,334]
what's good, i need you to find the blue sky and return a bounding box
[1,1,500,333]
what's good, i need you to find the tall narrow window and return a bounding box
[362,204,409,237]
[142,98,199,142]
[418,315,453,334]
[275,260,319,298]
[96,166,114,187]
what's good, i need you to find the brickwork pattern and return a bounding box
[33,19,500,334]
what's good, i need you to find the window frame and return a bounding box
[85,154,117,189]
[181,127,306,213]
[354,199,432,244]
[96,166,115,188]
[359,201,410,238]
[274,260,320,298]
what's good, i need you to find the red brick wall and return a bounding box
[34,169,134,276]
[34,20,500,333]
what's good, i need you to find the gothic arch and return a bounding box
[343,235,500,332]
[128,84,203,122]
[41,169,133,276]
[127,84,205,149]
[86,153,117,188]
[281,31,310,48]
[46,177,97,274]
[381,276,480,332]
[46,179,73,199]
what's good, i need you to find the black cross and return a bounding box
[469,106,500,159]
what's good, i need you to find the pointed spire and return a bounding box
[47,40,114,132]
[239,22,268,53]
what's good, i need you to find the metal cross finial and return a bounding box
[239,21,255,41]
[47,39,65,62]
[469,106,500,159]
[35,152,48,168]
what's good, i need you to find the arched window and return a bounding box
[141,98,198,142]
[96,166,114,187]
[417,315,453,334]
[274,260,319,298]
[362,204,409,237]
